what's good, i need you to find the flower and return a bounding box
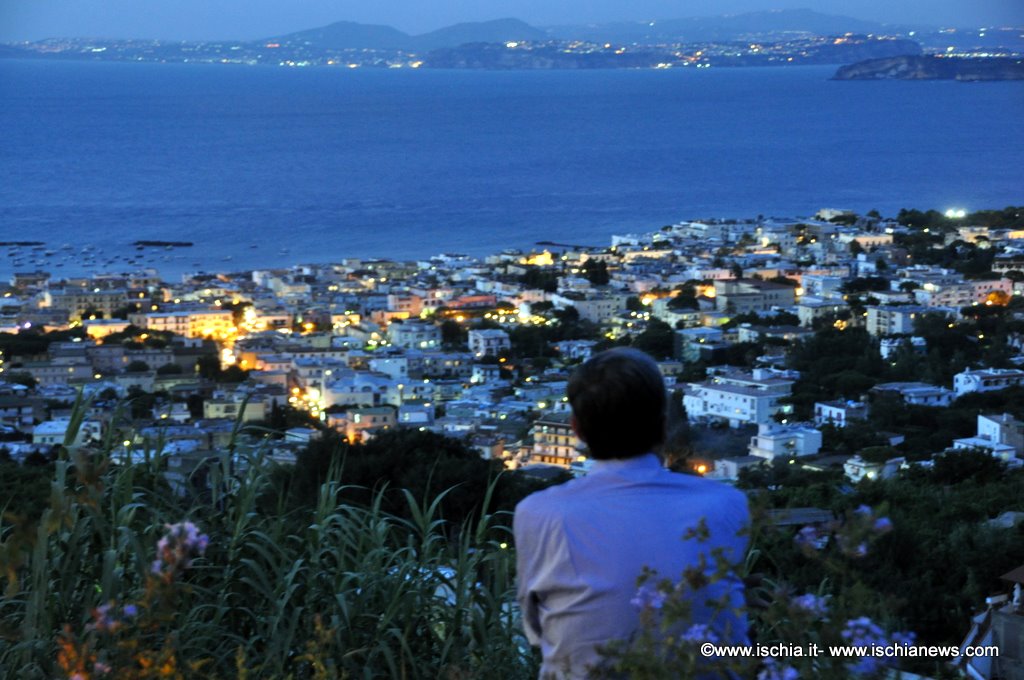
[91,603,120,632]
[791,593,829,617]
[90,601,141,633]
[758,657,799,680]
[794,525,825,550]
[681,623,718,644]
[892,630,915,647]
[849,656,883,676]
[151,520,210,579]
[841,616,886,645]
[872,517,893,534]
[853,504,872,517]
[629,584,666,611]
[841,617,893,676]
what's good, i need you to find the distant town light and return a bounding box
[945,208,967,218]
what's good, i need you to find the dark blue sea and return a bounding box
[1,59,1022,277]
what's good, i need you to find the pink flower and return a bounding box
[151,520,209,578]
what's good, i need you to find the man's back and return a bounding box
[514,454,749,679]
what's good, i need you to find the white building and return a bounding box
[953,368,1024,397]
[683,369,794,428]
[866,305,931,337]
[467,329,510,358]
[550,293,628,324]
[813,400,868,428]
[553,340,598,362]
[140,309,235,339]
[844,454,905,483]
[879,336,927,359]
[800,275,845,300]
[530,413,581,468]
[748,424,822,461]
[872,382,954,407]
[797,297,850,328]
[388,321,441,350]
[708,455,766,481]
[953,413,1024,464]
[914,278,1013,308]
[33,419,103,447]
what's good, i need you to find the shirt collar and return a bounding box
[589,452,663,474]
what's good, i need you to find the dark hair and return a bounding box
[567,348,667,460]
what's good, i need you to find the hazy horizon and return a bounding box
[1,0,1022,43]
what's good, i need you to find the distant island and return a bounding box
[834,55,1024,81]
[3,10,1021,72]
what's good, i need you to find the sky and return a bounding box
[1,0,1022,42]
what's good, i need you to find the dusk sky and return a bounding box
[1,0,1022,42]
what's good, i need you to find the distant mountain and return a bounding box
[265,17,548,51]
[265,21,413,50]
[546,9,899,44]
[411,19,548,50]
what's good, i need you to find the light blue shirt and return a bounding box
[514,454,749,678]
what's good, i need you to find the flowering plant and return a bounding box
[596,502,913,679]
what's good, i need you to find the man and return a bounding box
[514,348,749,678]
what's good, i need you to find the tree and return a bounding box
[111,303,141,319]
[631,318,674,360]
[226,300,253,325]
[581,260,610,286]
[440,319,467,347]
[125,360,150,373]
[220,366,249,383]
[530,301,554,314]
[553,305,579,324]
[668,283,700,311]
[0,327,86,359]
[518,268,559,293]
[5,371,37,388]
[196,355,220,380]
[98,387,119,401]
[285,428,542,526]
[768,276,800,288]
[126,385,158,419]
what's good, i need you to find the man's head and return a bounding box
[566,347,667,460]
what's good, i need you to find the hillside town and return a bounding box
[3,207,1024,675]
[2,207,1023,487]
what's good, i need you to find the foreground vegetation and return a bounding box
[0,407,535,679]
[1,400,1021,678]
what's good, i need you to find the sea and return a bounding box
[0,59,1022,279]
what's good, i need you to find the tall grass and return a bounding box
[0,398,536,679]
